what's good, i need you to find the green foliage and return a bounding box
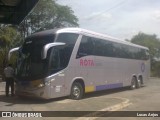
[0,0,79,77]
[151,61,160,77]
[0,25,22,48]
[19,0,79,36]
[131,32,160,77]
[0,26,21,77]
[131,32,160,61]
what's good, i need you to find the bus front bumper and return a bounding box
[15,85,50,99]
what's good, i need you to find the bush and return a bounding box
[151,61,160,77]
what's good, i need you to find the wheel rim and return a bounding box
[73,86,80,98]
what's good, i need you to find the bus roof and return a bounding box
[28,28,149,50]
[57,28,149,50]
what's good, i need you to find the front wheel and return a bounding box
[70,82,84,100]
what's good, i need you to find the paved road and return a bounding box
[96,78,160,120]
[0,78,160,120]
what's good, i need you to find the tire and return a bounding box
[70,82,84,100]
[136,79,141,88]
[130,77,136,90]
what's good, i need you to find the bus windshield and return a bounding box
[16,35,54,80]
[16,33,79,80]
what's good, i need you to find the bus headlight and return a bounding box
[45,80,51,86]
[38,83,45,88]
[31,79,45,88]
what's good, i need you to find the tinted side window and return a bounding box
[120,44,130,58]
[77,36,94,58]
[49,33,79,74]
[76,35,149,60]
[56,33,79,66]
[139,49,150,60]
[49,47,61,72]
[145,50,150,60]
[56,33,79,48]
[94,38,105,56]
[94,39,115,57]
[112,42,122,58]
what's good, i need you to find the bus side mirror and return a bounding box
[42,42,65,59]
[8,47,20,61]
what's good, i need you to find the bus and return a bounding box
[9,28,150,99]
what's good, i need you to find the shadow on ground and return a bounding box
[0,86,145,106]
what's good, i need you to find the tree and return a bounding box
[0,0,79,77]
[19,0,79,37]
[0,25,21,80]
[131,32,160,77]
[131,32,160,60]
[0,25,22,48]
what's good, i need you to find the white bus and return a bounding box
[9,28,150,99]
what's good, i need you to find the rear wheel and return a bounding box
[130,77,136,90]
[70,82,84,100]
[137,76,143,88]
[136,79,141,88]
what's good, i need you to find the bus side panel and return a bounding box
[74,56,96,93]
[45,71,66,98]
[122,59,150,87]
[96,57,123,90]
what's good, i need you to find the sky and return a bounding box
[58,0,160,40]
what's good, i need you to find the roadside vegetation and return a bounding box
[0,0,79,80]
[130,33,160,77]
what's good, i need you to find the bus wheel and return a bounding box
[130,77,136,90]
[136,79,141,88]
[70,82,84,100]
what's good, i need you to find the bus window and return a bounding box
[49,47,61,74]
[77,36,94,58]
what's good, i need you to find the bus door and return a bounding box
[49,47,65,98]
[50,71,65,98]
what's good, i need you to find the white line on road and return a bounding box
[56,99,74,104]
[75,97,132,120]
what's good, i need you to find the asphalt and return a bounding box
[1,78,160,120]
[0,81,131,120]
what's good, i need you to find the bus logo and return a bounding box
[80,59,94,66]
